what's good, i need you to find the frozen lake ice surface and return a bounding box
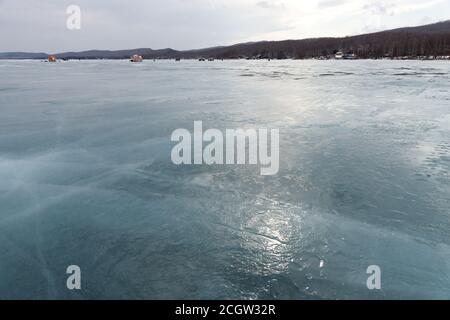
[0,59,449,299]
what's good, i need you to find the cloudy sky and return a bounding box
[1,0,449,52]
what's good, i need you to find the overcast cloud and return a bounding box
[0,0,449,52]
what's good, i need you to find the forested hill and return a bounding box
[179,20,450,59]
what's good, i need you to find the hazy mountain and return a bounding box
[1,20,449,60]
[0,52,48,59]
[54,48,178,59]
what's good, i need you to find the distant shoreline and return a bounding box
[1,57,450,61]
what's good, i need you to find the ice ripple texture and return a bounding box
[0,59,449,299]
